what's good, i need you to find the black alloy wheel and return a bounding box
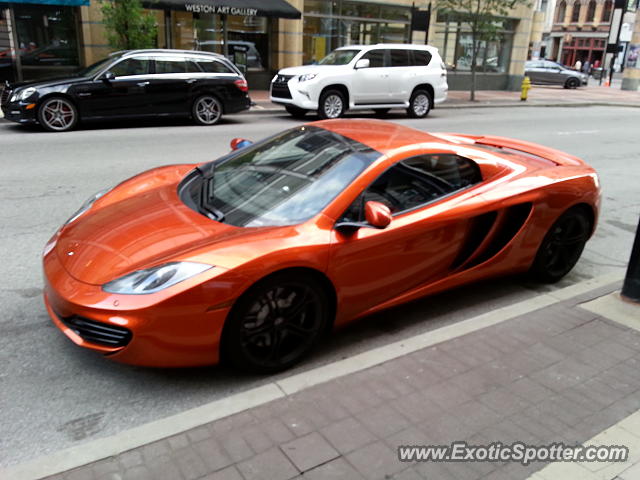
[530,208,591,283]
[224,273,329,373]
[565,77,580,89]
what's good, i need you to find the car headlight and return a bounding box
[64,188,111,226]
[103,262,212,294]
[298,73,317,82]
[271,74,278,82]
[15,87,37,101]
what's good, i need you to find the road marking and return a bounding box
[555,129,600,135]
[0,271,624,480]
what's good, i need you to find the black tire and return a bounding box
[192,94,223,125]
[318,89,346,119]
[37,96,78,132]
[285,105,308,119]
[406,89,432,118]
[529,207,591,283]
[222,272,329,373]
[564,77,580,89]
[374,108,390,117]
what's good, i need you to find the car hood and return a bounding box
[8,75,90,91]
[277,65,347,77]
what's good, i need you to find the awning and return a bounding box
[0,0,89,5]
[142,0,301,19]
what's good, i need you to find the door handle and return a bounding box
[137,81,149,87]
[186,79,197,84]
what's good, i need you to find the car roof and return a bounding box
[313,119,443,155]
[110,49,227,60]
[336,43,436,52]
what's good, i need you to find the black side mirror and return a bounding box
[100,71,115,82]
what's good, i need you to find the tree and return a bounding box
[100,0,158,51]
[438,0,529,100]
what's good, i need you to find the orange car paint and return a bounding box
[43,119,600,367]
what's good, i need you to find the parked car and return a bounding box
[0,49,251,132]
[43,119,599,372]
[270,44,448,119]
[524,60,588,89]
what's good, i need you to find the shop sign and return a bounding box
[185,3,257,16]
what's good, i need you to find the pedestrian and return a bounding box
[582,60,591,75]
[574,59,582,71]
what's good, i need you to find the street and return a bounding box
[1,105,638,467]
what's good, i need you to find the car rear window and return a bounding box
[198,59,234,74]
[411,50,432,66]
[390,49,410,67]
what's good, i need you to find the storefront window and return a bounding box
[303,0,410,65]
[13,4,79,78]
[436,13,514,73]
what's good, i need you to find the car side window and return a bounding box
[109,58,152,77]
[361,49,386,68]
[198,59,233,74]
[155,57,200,74]
[339,154,482,222]
[411,50,432,66]
[390,49,410,67]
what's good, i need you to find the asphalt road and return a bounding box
[1,106,638,467]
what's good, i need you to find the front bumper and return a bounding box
[43,238,235,367]
[270,80,319,110]
[1,100,38,124]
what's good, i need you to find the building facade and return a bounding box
[2,0,538,91]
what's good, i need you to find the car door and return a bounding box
[542,61,566,85]
[328,153,483,321]
[524,61,544,83]
[386,49,413,102]
[146,56,201,115]
[350,49,390,105]
[74,56,153,118]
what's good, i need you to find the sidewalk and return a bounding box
[7,273,640,480]
[249,83,640,113]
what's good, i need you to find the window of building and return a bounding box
[602,0,613,22]
[556,1,567,22]
[571,1,581,22]
[586,0,597,22]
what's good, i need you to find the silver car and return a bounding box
[524,60,588,89]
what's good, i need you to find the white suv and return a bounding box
[270,44,447,119]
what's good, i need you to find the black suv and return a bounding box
[0,49,251,132]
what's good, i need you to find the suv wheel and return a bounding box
[285,105,308,119]
[407,90,432,118]
[319,90,346,119]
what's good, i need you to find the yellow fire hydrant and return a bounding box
[520,76,531,101]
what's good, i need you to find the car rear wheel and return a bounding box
[285,105,308,119]
[192,95,223,125]
[223,272,329,373]
[407,90,432,118]
[529,207,591,283]
[564,77,580,89]
[318,90,346,119]
[38,97,78,132]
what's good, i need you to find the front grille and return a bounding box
[271,74,293,99]
[1,86,11,106]
[61,315,132,348]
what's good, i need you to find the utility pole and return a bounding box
[621,1,640,90]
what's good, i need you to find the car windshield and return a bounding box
[199,126,380,227]
[317,49,360,65]
[76,56,117,77]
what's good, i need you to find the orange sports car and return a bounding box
[43,119,600,372]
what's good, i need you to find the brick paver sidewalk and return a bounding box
[41,280,640,480]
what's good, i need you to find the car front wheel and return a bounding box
[192,95,223,125]
[37,97,78,132]
[407,90,432,118]
[564,77,580,89]
[223,272,329,373]
[529,207,591,283]
[318,90,346,119]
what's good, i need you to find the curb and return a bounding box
[0,272,624,480]
[247,101,640,115]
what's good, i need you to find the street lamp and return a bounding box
[622,216,640,303]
